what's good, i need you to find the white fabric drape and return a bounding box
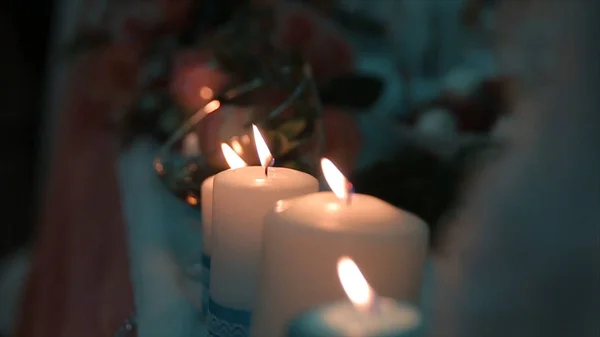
[426,2,600,336]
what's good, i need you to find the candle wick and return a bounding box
[345,181,354,205]
[264,155,275,177]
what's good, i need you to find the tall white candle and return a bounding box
[251,159,428,337]
[209,125,319,312]
[199,143,247,319]
[287,257,422,337]
[201,143,247,257]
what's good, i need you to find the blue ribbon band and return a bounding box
[207,297,252,337]
[201,253,211,288]
[200,254,212,319]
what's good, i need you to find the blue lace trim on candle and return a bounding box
[201,253,211,318]
[207,297,252,337]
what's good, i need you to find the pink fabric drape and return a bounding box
[13,2,360,335]
[16,46,138,337]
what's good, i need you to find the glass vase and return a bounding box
[154,63,325,208]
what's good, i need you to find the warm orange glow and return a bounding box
[183,133,200,157]
[337,257,374,311]
[199,86,214,100]
[154,160,164,174]
[252,124,272,168]
[274,200,288,213]
[221,143,247,169]
[325,202,342,212]
[187,195,198,206]
[231,138,244,155]
[241,134,251,144]
[204,100,221,114]
[321,158,349,201]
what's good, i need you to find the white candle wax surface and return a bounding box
[200,175,215,256]
[201,143,247,257]
[251,192,428,337]
[210,166,319,310]
[288,298,421,337]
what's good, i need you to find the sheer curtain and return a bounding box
[426,1,600,336]
[16,0,136,336]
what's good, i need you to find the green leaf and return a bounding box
[277,119,307,140]
[266,130,287,155]
[293,102,320,120]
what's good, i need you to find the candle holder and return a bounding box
[206,297,252,337]
[153,62,325,209]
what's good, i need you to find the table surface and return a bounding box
[120,140,207,337]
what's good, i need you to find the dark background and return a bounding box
[0,1,54,259]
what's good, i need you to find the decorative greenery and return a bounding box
[201,7,322,170]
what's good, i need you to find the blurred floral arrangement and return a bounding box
[67,0,355,155]
[64,0,515,240]
[63,0,364,207]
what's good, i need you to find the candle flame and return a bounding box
[337,257,374,311]
[252,124,273,169]
[321,158,350,201]
[221,143,247,169]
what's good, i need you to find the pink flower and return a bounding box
[273,1,355,83]
[67,44,140,128]
[306,35,354,82]
[170,50,230,111]
[104,2,161,48]
[83,0,193,50]
[278,10,315,49]
[158,0,195,33]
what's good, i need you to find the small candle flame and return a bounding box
[337,257,375,312]
[321,158,352,203]
[252,124,273,174]
[221,143,247,169]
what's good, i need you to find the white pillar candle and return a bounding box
[251,159,428,337]
[199,144,247,318]
[287,257,422,337]
[208,125,319,332]
[201,143,248,258]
